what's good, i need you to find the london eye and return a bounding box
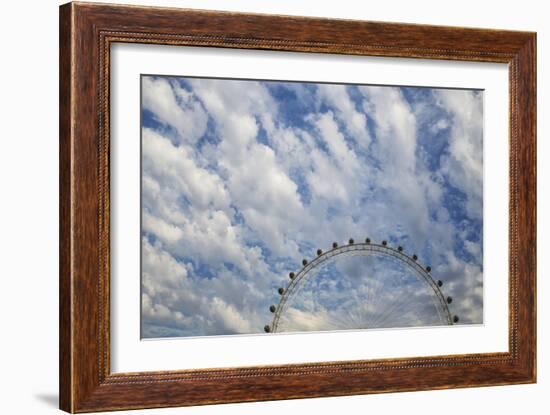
[265,238,458,334]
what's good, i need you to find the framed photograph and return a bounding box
[59,2,536,412]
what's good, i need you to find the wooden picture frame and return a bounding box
[59,2,536,412]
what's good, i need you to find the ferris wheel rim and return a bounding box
[266,239,456,333]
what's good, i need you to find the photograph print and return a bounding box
[140,74,483,339]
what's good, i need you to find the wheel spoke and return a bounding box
[271,242,452,333]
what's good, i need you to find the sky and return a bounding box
[140,75,484,338]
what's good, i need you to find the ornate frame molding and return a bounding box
[60,2,536,412]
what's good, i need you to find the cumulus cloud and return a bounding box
[140,75,484,338]
[142,77,208,145]
[435,89,483,220]
[316,84,371,150]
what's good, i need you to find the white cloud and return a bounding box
[303,112,363,204]
[142,237,188,289]
[307,148,355,203]
[360,86,417,172]
[464,239,482,258]
[436,250,483,323]
[142,76,208,145]
[435,89,483,219]
[142,212,183,244]
[210,297,254,334]
[142,127,231,211]
[431,118,450,133]
[358,86,440,247]
[186,79,308,257]
[310,111,360,174]
[317,84,371,150]
[141,238,265,336]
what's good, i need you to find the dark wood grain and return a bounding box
[59,2,536,412]
[59,3,73,411]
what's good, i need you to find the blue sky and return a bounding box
[140,75,483,338]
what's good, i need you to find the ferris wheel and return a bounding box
[264,238,458,334]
